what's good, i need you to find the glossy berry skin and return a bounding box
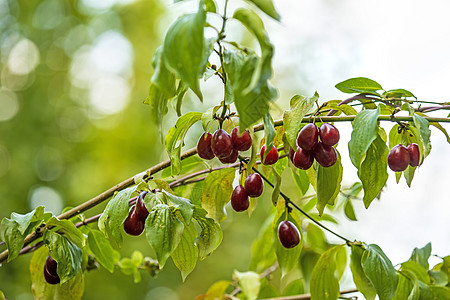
[388,144,410,172]
[319,123,340,146]
[219,149,238,164]
[278,221,301,248]
[293,147,314,170]
[288,147,295,162]
[244,173,264,197]
[407,143,420,167]
[136,191,149,219]
[231,185,250,212]
[231,127,252,151]
[313,142,337,167]
[44,266,60,285]
[44,255,60,285]
[123,205,145,236]
[197,132,215,160]
[211,129,234,159]
[297,123,319,151]
[260,145,279,165]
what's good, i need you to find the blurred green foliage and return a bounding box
[0,0,286,299]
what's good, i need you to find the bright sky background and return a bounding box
[268,0,450,285]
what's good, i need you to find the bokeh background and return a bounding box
[1,0,449,299]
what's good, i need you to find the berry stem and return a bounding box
[250,166,352,244]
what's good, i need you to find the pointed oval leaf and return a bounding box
[316,151,343,216]
[350,244,376,300]
[87,229,120,273]
[171,221,198,281]
[335,77,383,95]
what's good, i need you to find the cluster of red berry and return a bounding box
[289,123,340,169]
[230,173,264,212]
[197,127,252,164]
[43,255,60,285]
[388,143,420,172]
[123,191,149,236]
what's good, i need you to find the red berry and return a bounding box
[388,144,410,172]
[211,129,233,159]
[288,147,295,162]
[407,143,420,167]
[293,147,314,170]
[260,144,279,165]
[44,255,60,285]
[313,142,337,167]
[319,123,340,146]
[123,205,145,236]
[136,191,149,220]
[278,220,301,248]
[297,123,319,151]
[244,173,264,197]
[219,149,238,164]
[197,132,215,160]
[231,185,250,212]
[44,266,60,285]
[231,127,252,151]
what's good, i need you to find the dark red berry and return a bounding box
[44,266,60,285]
[260,144,279,165]
[231,185,250,212]
[211,129,233,159]
[293,147,314,170]
[219,149,238,164]
[123,205,145,236]
[407,143,420,167]
[244,173,264,197]
[297,123,319,151]
[231,127,252,151]
[388,144,410,172]
[278,220,301,248]
[288,147,295,162]
[44,255,60,285]
[319,123,340,146]
[313,142,337,167]
[136,191,149,220]
[197,132,215,160]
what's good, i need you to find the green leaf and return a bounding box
[145,204,184,268]
[357,134,389,208]
[118,251,143,283]
[164,111,202,175]
[163,4,206,100]
[43,231,83,284]
[335,77,383,96]
[172,81,188,117]
[200,168,235,222]
[392,272,415,300]
[273,201,303,277]
[150,46,176,98]
[232,8,274,91]
[344,200,357,221]
[146,84,168,138]
[411,113,432,157]
[194,213,223,260]
[409,242,431,269]
[348,107,381,168]
[283,279,304,297]
[98,186,137,247]
[46,217,86,249]
[310,245,345,300]
[430,287,450,299]
[87,229,120,273]
[291,167,310,196]
[171,220,198,281]
[204,0,217,13]
[350,244,376,300]
[316,151,343,216]
[249,218,276,272]
[244,0,280,20]
[200,105,220,131]
[0,206,45,262]
[401,261,430,284]
[283,93,318,149]
[384,88,417,99]
[263,113,276,160]
[223,48,277,130]
[30,247,85,300]
[162,156,204,178]
[162,190,194,225]
[361,244,398,300]
[233,270,261,300]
